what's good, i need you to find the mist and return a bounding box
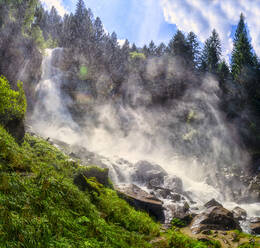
[29,48,251,207]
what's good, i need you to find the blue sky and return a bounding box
[41,0,260,59]
[59,0,177,47]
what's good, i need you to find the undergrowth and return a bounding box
[0,128,160,248]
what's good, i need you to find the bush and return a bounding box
[130,52,146,60]
[0,76,27,126]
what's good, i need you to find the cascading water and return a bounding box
[31,48,260,233]
[31,48,80,144]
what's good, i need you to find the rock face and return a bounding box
[115,184,165,222]
[232,206,247,221]
[132,160,167,185]
[190,206,241,234]
[204,199,223,209]
[250,217,260,234]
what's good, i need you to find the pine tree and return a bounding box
[231,13,255,79]
[218,60,230,88]
[200,29,221,73]
[93,17,105,43]
[155,43,166,56]
[148,40,156,56]
[131,43,137,52]
[142,45,149,57]
[75,0,85,19]
[167,30,188,57]
[121,39,130,59]
[186,32,200,68]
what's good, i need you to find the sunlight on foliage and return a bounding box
[0,76,27,125]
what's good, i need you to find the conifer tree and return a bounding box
[155,43,166,56]
[200,29,221,73]
[167,30,188,57]
[148,40,156,56]
[186,32,200,68]
[231,13,255,79]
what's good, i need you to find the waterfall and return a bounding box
[31,48,80,144]
[30,48,260,231]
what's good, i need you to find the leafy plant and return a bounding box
[0,76,27,126]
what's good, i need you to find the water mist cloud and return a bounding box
[41,0,68,16]
[160,0,260,58]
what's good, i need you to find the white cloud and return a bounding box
[41,0,68,16]
[160,0,260,58]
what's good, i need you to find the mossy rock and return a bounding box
[74,166,111,190]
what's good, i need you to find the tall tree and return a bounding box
[200,29,221,73]
[167,30,188,58]
[93,17,105,43]
[231,13,255,79]
[148,40,156,56]
[186,32,200,68]
[155,43,166,56]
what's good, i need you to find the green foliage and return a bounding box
[200,29,221,73]
[238,243,259,248]
[231,13,255,80]
[45,36,59,49]
[0,129,161,247]
[170,218,186,228]
[130,52,146,60]
[31,26,45,52]
[0,76,27,126]
[167,229,221,248]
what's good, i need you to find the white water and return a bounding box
[31,49,81,144]
[30,48,260,231]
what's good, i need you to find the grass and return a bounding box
[0,127,161,247]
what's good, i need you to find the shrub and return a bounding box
[0,76,27,126]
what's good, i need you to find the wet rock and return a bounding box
[132,160,167,185]
[168,202,191,220]
[201,229,212,235]
[232,206,247,221]
[190,206,241,234]
[250,217,260,234]
[115,184,165,222]
[204,199,223,208]
[164,175,183,193]
[171,193,182,202]
[241,174,260,203]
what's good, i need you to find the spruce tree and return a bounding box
[167,30,188,57]
[155,43,166,56]
[200,29,221,73]
[148,40,156,56]
[186,32,200,68]
[231,13,255,79]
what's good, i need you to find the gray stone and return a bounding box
[115,184,165,222]
[190,206,241,234]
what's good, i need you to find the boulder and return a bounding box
[115,184,165,222]
[190,206,241,234]
[232,206,247,221]
[168,202,191,220]
[132,160,167,185]
[164,175,183,193]
[250,217,260,234]
[204,199,223,208]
